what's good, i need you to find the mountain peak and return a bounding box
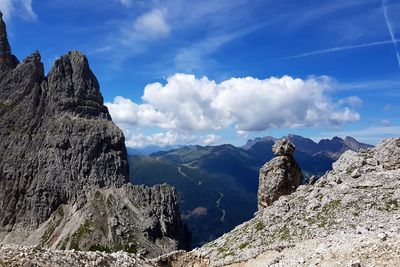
[47,50,110,119]
[0,11,18,68]
[344,136,356,142]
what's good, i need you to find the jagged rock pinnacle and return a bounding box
[258,139,303,209]
[0,12,12,59]
[0,10,18,67]
[272,138,295,156]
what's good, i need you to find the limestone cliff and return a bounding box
[0,13,189,256]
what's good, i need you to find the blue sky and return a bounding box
[3,0,400,147]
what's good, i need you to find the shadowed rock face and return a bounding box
[0,13,189,254]
[0,12,18,68]
[0,49,128,229]
[257,139,303,209]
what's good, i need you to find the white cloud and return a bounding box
[0,0,37,21]
[338,96,363,107]
[174,25,265,72]
[88,8,171,67]
[133,9,170,38]
[106,74,360,140]
[118,0,133,7]
[0,0,12,20]
[19,0,36,21]
[124,131,221,148]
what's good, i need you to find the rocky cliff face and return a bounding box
[0,49,128,230]
[257,139,303,209]
[0,12,18,69]
[0,14,189,255]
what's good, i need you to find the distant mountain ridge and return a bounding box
[244,134,372,159]
[128,145,186,155]
[130,134,372,247]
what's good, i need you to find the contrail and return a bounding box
[279,39,400,60]
[382,0,400,69]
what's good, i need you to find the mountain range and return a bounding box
[129,134,372,247]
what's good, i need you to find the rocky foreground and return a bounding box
[192,137,400,266]
[1,138,399,266]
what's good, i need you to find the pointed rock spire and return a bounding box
[0,12,12,59]
[258,139,304,209]
[0,11,18,67]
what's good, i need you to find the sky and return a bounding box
[2,0,400,147]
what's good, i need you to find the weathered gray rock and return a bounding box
[0,48,128,230]
[30,184,190,258]
[191,137,400,266]
[272,139,295,156]
[0,244,155,267]
[258,139,303,209]
[0,14,189,256]
[0,11,18,68]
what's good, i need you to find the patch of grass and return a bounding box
[224,251,235,257]
[255,221,265,231]
[0,102,12,110]
[59,237,69,250]
[239,242,249,249]
[279,226,290,240]
[107,194,116,208]
[322,199,341,212]
[118,242,138,254]
[217,246,228,254]
[41,223,57,246]
[70,220,93,250]
[378,199,399,212]
[217,246,234,258]
[89,245,111,253]
[57,206,64,217]
[308,199,342,228]
[94,191,102,199]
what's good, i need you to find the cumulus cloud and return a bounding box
[107,74,360,137]
[106,96,168,128]
[0,0,37,21]
[133,9,170,38]
[122,131,221,148]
